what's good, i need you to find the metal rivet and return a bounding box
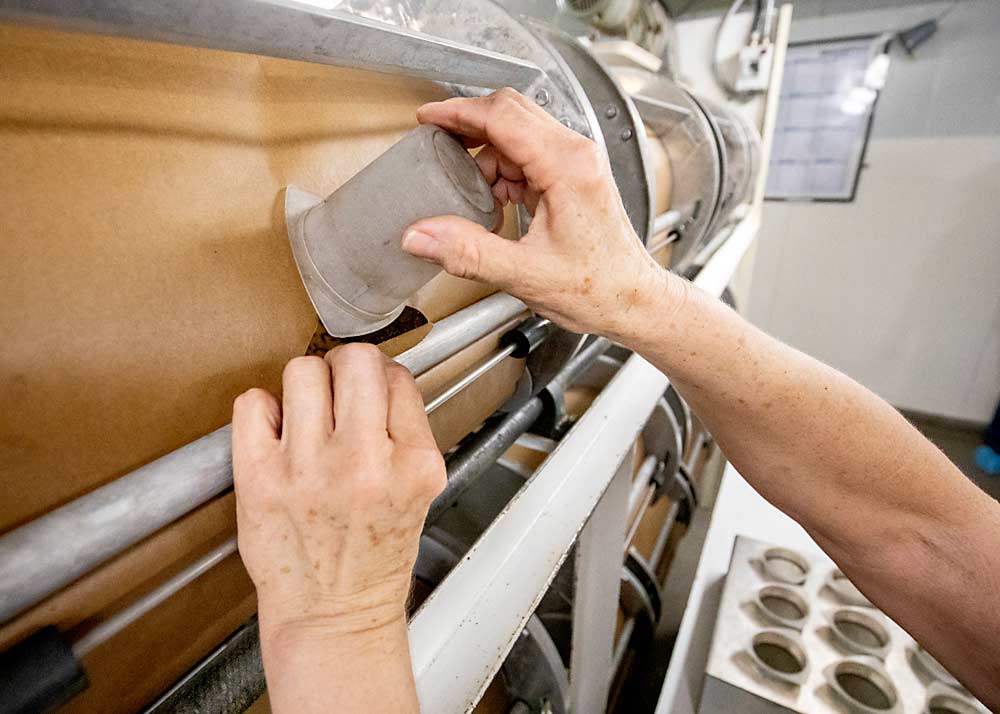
[559,117,573,129]
[605,104,618,119]
[534,89,550,106]
[620,127,633,141]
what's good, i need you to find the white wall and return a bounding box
[748,0,1000,423]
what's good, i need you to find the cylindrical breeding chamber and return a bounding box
[287,124,501,337]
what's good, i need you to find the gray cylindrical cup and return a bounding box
[293,124,500,337]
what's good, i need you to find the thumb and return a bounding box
[401,215,520,286]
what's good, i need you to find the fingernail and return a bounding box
[401,229,441,261]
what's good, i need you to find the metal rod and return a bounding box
[545,337,612,396]
[0,0,545,91]
[651,209,682,236]
[626,455,658,517]
[426,397,545,525]
[0,292,526,625]
[625,483,657,552]
[611,616,636,676]
[425,343,516,414]
[649,502,682,573]
[396,294,526,375]
[73,537,239,657]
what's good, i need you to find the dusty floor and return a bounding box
[908,414,999,501]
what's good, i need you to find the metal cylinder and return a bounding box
[289,124,500,337]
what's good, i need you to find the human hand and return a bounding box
[231,344,445,645]
[401,88,673,339]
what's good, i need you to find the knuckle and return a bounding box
[385,361,416,389]
[327,341,383,368]
[234,387,272,412]
[283,355,325,381]
[446,236,481,279]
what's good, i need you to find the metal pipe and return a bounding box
[651,209,682,236]
[648,502,682,573]
[396,293,527,375]
[545,337,612,395]
[0,0,545,91]
[426,397,545,525]
[424,343,516,415]
[626,455,658,517]
[73,537,239,657]
[0,293,526,625]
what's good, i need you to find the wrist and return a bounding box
[259,600,408,652]
[600,262,692,350]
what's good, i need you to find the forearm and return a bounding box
[261,612,419,714]
[613,274,974,543]
[612,271,1000,702]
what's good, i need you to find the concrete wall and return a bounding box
[747,0,1000,423]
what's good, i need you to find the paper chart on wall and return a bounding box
[765,35,886,202]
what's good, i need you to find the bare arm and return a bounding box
[404,89,1000,706]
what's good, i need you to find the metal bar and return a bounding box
[649,502,682,574]
[0,292,526,625]
[426,397,545,526]
[625,483,657,552]
[626,455,658,518]
[611,616,636,675]
[396,294,527,375]
[73,537,238,657]
[568,449,632,713]
[425,344,516,415]
[652,209,682,236]
[544,336,612,396]
[0,0,545,91]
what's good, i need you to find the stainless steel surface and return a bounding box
[761,546,810,585]
[73,537,239,657]
[0,292,526,624]
[0,0,544,91]
[694,95,761,240]
[425,343,516,414]
[543,29,654,243]
[612,67,724,268]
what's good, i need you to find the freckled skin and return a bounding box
[232,344,443,714]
